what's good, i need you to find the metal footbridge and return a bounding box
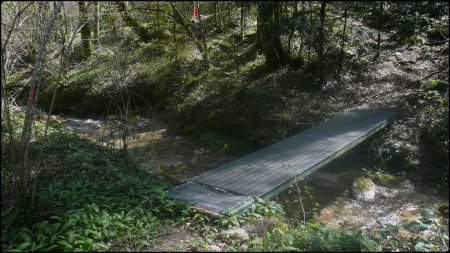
[166,109,396,216]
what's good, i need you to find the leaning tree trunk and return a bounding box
[17,1,62,219]
[79,1,93,59]
[169,2,207,62]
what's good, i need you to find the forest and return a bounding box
[1,1,449,252]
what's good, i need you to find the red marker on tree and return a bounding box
[193,1,199,18]
[194,6,199,17]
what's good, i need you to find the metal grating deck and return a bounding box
[166,109,396,215]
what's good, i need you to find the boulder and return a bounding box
[393,52,403,59]
[438,203,449,217]
[218,228,249,241]
[209,244,221,252]
[351,177,376,201]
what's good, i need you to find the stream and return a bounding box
[59,114,448,237]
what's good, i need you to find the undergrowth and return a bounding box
[1,112,193,252]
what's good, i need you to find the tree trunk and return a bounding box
[93,1,99,44]
[338,6,347,76]
[297,1,306,64]
[375,1,383,59]
[79,1,92,59]
[240,1,244,41]
[18,0,62,216]
[317,1,327,87]
[108,2,118,41]
[256,1,285,67]
[116,1,152,42]
[172,6,177,60]
[287,1,303,59]
[307,2,313,63]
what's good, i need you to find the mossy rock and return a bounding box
[351,177,376,201]
[267,220,289,233]
[437,203,449,217]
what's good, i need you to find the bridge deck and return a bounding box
[166,109,396,215]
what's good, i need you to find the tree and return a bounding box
[93,1,99,44]
[338,4,348,76]
[375,1,383,60]
[79,1,93,59]
[256,1,285,67]
[317,1,327,86]
[116,1,153,42]
[17,0,62,219]
[169,2,208,63]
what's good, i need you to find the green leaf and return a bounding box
[33,244,47,251]
[56,240,70,248]
[415,241,431,251]
[50,234,58,244]
[93,242,109,249]
[18,231,32,242]
[61,219,76,233]
[45,245,58,251]
[113,221,127,229]
[16,242,32,251]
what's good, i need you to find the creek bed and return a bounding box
[275,143,449,236]
[60,114,448,237]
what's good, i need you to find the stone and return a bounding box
[209,244,221,252]
[437,203,449,217]
[243,218,288,237]
[218,228,249,241]
[393,52,403,59]
[377,186,399,199]
[351,177,376,201]
[244,218,278,237]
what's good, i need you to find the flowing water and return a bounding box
[60,114,448,237]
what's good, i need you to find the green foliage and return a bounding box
[246,222,381,252]
[377,78,448,189]
[3,128,192,252]
[218,199,285,229]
